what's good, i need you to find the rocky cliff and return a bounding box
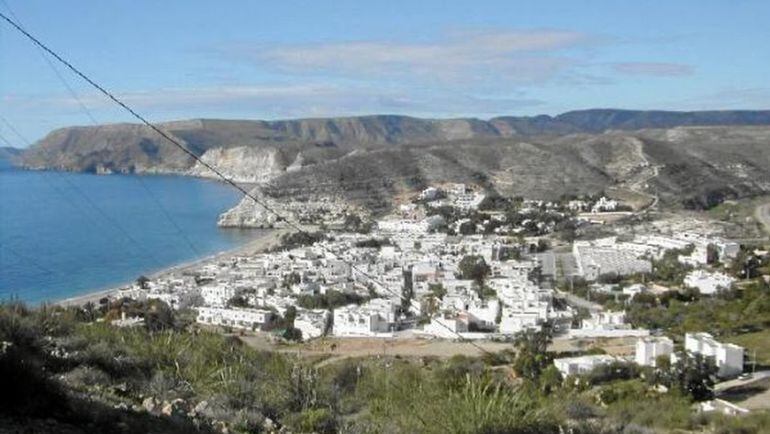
[187,146,291,183]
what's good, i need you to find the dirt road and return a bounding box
[754,202,770,236]
[238,334,637,367]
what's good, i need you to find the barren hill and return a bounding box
[17,110,770,212]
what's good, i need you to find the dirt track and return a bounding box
[237,334,637,367]
[755,202,770,236]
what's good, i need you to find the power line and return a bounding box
[0,242,55,276]
[0,0,202,258]
[0,115,165,267]
[0,10,495,356]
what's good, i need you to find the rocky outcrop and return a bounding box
[217,188,285,228]
[187,146,289,183]
[217,186,368,229]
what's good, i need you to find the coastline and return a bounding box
[55,228,289,308]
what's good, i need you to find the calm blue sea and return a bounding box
[0,158,258,304]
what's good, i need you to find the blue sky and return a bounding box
[1,0,769,144]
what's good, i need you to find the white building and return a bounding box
[635,336,674,367]
[582,311,626,330]
[591,197,618,213]
[570,310,649,338]
[201,285,237,307]
[623,284,648,298]
[573,238,652,281]
[422,315,469,339]
[498,311,542,334]
[332,299,397,336]
[419,187,440,201]
[685,332,744,377]
[294,309,329,340]
[553,354,617,377]
[684,270,736,295]
[196,307,274,330]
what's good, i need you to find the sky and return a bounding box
[1,0,769,144]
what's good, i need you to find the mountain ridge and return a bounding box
[15,109,770,213]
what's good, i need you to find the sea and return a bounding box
[0,158,259,304]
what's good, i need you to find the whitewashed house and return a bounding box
[635,336,674,366]
[201,284,237,307]
[422,315,469,339]
[553,355,617,377]
[294,309,329,339]
[332,299,397,336]
[684,270,735,295]
[196,307,274,330]
[685,332,744,377]
[591,197,618,213]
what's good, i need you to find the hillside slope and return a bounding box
[16,111,770,215]
[20,110,770,174]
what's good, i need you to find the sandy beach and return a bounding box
[55,228,289,307]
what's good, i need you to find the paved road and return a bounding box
[716,370,770,393]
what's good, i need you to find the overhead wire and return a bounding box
[0,0,202,258]
[0,9,497,360]
[0,115,165,268]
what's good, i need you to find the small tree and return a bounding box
[511,325,553,381]
[283,272,302,288]
[136,275,150,289]
[428,283,447,300]
[458,255,491,286]
[281,306,302,341]
[659,352,718,401]
[227,294,250,308]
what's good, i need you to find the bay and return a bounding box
[0,159,256,304]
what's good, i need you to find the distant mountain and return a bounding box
[493,109,770,135]
[0,146,21,160]
[16,109,770,210]
[20,110,770,174]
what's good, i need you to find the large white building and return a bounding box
[685,332,744,377]
[573,238,652,281]
[684,270,736,295]
[196,307,274,330]
[635,336,674,366]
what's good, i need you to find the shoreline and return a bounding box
[55,228,289,308]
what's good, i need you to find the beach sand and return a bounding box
[55,228,289,307]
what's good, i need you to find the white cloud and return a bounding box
[5,83,544,120]
[612,62,694,77]
[229,29,591,85]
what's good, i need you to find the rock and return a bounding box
[142,397,160,414]
[190,400,209,416]
[188,146,287,183]
[161,398,188,419]
[263,417,276,431]
[213,420,230,434]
